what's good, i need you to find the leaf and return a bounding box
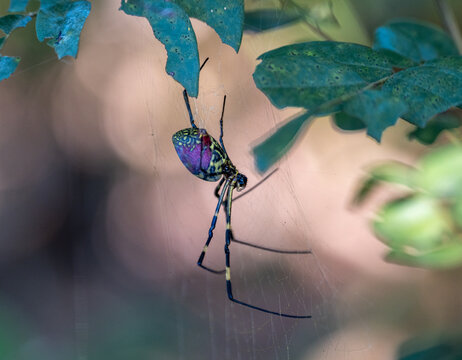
[452,194,462,228]
[175,0,243,52]
[381,57,462,127]
[385,240,462,269]
[120,0,243,97]
[373,195,451,251]
[244,9,301,32]
[408,112,461,145]
[36,0,91,59]
[417,144,462,198]
[8,0,30,12]
[353,162,415,205]
[252,40,462,171]
[0,55,20,81]
[253,41,412,110]
[333,112,365,131]
[342,89,407,141]
[0,37,5,49]
[252,111,312,173]
[0,14,31,35]
[374,20,458,63]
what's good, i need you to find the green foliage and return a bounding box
[408,111,461,144]
[0,0,91,82]
[8,0,30,12]
[36,0,91,59]
[120,0,243,97]
[252,20,462,172]
[0,14,31,34]
[355,144,462,269]
[244,9,301,32]
[374,19,459,62]
[0,55,20,81]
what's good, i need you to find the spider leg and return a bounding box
[224,182,311,319]
[219,95,228,156]
[217,169,311,255]
[197,179,230,274]
[183,57,210,129]
[214,177,226,198]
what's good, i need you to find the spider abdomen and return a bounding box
[172,128,227,181]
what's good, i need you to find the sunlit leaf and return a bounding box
[36,0,91,59]
[374,20,458,63]
[386,240,462,269]
[0,14,31,35]
[121,0,243,97]
[417,144,462,197]
[8,0,30,12]
[0,55,20,81]
[342,89,407,141]
[353,162,415,205]
[252,111,312,173]
[333,112,365,131]
[452,194,462,228]
[408,112,460,145]
[374,195,451,251]
[244,9,301,32]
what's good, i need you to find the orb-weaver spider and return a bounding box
[172,60,312,319]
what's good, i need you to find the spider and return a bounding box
[172,59,312,319]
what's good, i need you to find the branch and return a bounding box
[435,0,462,54]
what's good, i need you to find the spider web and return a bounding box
[0,1,424,359]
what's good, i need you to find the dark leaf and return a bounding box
[333,112,365,131]
[252,111,312,173]
[0,55,20,81]
[244,9,301,32]
[8,0,30,12]
[374,19,458,62]
[342,90,407,141]
[0,14,31,35]
[36,0,91,59]
[408,112,460,144]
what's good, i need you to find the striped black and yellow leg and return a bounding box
[197,179,229,274]
[224,183,312,319]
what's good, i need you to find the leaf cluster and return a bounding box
[252,20,462,172]
[355,144,462,269]
[0,0,90,81]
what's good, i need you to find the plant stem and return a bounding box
[435,0,462,54]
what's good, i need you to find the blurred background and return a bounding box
[1,0,462,359]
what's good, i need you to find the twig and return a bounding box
[435,0,462,54]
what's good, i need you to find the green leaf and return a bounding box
[374,20,458,63]
[0,14,31,35]
[333,112,365,131]
[36,0,91,59]
[382,57,462,127]
[342,89,407,141]
[374,195,451,251]
[121,0,199,96]
[452,194,462,228]
[353,162,415,205]
[244,9,301,32]
[121,0,243,97]
[175,0,243,52]
[0,55,20,81]
[385,240,462,269]
[8,0,30,12]
[253,41,412,110]
[252,111,312,173]
[417,144,462,197]
[0,37,5,49]
[408,112,460,145]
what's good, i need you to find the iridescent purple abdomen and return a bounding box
[172,128,226,181]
